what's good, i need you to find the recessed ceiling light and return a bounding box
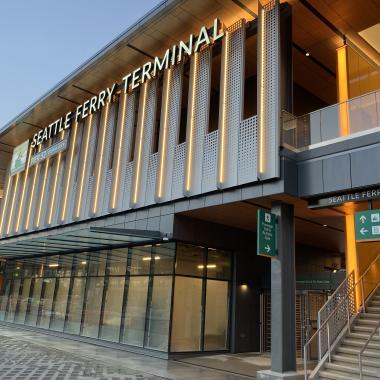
[305,52,310,57]
[323,224,328,227]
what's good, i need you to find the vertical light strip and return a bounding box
[184,52,199,193]
[0,175,13,234]
[36,156,50,228]
[75,114,92,219]
[25,146,41,230]
[92,103,110,214]
[218,31,230,187]
[132,83,148,205]
[156,68,172,201]
[6,174,20,235]
[110,94,127,210]
[47,131,65,225]
[15,146,33,232]
[258,5,267,175]
[60,121,78,222]
[337,45,350,137]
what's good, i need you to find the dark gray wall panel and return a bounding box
[322,155,351,193]
[351,146,380,188]
[298,161,323,197]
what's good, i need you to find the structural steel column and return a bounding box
[258,202,302,380]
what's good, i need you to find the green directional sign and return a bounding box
[355,209,380,242]
[257,209,277,257]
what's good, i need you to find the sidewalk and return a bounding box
[0,325,254,380]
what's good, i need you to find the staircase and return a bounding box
[318,288,380,380]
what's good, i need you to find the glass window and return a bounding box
[5,278,21,322]
[87,251,107,276]
[206,249,231,280]
[45,256,60,278]
[25,278,43,326]
[72,253,89,276]
[129,246,151,275]
[152,243,175,275]
[175,244,205,277]
[122,276,149,347]
[14,278,31,324]
[107,249,128,276]
[65,277,85,335]
[171,276,202,352]
[38,278,56,329]
[0,280,11,321]
[100,276,125,342]
[204,280,229,350]
[50,278,70,332]
[81,276,104,338]
[144,276,172,351]
[57,255,73,277]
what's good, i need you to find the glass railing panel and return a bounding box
[320,104,340,141]
[348,91,378,135]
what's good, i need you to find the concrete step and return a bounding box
[346,332,380,343]
[370,301,380,307]
[353,325,377,334]
[325,362,380,378]
[318,368,378,380]
[336,346,380,359]
[342,338,380,350]
[355,318,380,327]
[358,312,380,319]
[331,353,380,369]
[366,306,380,314]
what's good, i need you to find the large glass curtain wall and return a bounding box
[0,242,231,354]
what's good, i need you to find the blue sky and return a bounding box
[0,0,162,128]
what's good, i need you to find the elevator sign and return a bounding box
[257,209,277,257]
[355,209,380,242]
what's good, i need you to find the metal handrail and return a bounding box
[358,321,380,380]
[303,252,380,380]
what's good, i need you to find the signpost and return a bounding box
[257,209,277,257]
[355,209,380,242]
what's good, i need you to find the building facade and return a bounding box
[0,0,379,379]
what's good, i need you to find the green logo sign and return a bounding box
[257,209,277,257]
[355,209,380,242]
[10,140,29,176]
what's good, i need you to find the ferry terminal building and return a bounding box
[0,1,379,379]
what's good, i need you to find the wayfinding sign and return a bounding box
[355,209,380,242]
[257,209,277,257]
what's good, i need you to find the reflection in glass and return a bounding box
[100,277,125,342]
[39,278,56,329]
[88,251,107,276]
[175,244,205,277]
[206,249,230,280]
[81,277,104,338]
[145,276,172,351]
[50,278,70,332]
[72,253,88,277]
[122,277,149,346]
[25,278,43,326]
[0,280,11,321]
[6,279,21,322]
[153,244,175,274]
[107,249,128,276]
[204,280,229,350]
[171,276,202,352]
[65,277,85,334]
[14,278,31,324]
[129,247,151,275]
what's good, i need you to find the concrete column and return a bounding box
[257,202,302,380]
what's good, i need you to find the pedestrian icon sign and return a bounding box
[257,209,277,257]
[355,209,380,242]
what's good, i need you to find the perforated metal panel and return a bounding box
[171,142,186,200]
[183,48,212,196]
[122,161,134,210]
[145,153,158,205]
[217,20,246,189]
[238,116,258,184]
[155,64,183,203]
[202,130,218,193]
[257,0,280,180]
[102,169,113,214]
[130,80,158,208]
[50,155,66,226]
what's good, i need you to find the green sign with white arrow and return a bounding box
[355,209,380,242]
[257,209,277,257]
